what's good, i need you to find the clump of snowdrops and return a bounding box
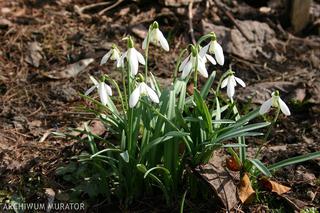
[59,21,320,207]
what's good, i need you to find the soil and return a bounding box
[0,0,319,212]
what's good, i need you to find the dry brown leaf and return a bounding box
[187,82,194,95]
[41,58,94,79]
[260,178,291,195]
[25,42,43,67]
[81,120,106,139]
[131,24,148,39]
[195,152,239,211]
[239,173,255,203]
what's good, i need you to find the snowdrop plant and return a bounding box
[259,90,291,116]
[123,36,145,76]
[85,76,112,106]
[201,32,224,65]
[254,91,291,159]
[129,80,159,108]
[179,46,208,79]
[58,21,320,207]
[143,21,169,52]
[100,44,121,67]
[221,70,246,99]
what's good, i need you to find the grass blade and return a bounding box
[250,159,272,177]
[268,151,320,171]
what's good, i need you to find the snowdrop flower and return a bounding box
[199,45,217,66]
[85,76,112,106]
[129,82,159,108]
[123,36,145,76]
[259,91,291,116]
[100,44,121,67]
[142,21,169,51]
[221,72,246,99]
[202,32,224,66]
[179,46,208,79]
[208,40,224,65]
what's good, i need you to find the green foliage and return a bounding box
[55,22,320,208]
[301,208,319,213]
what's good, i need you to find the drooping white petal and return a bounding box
[227,81,235,99]
[221,77,228,88]
[278,98,291,116]
[89,76,99,86]
[134,48,145,65]
[104,83,112,96]
[129,85,142,108]
[199,44,210,58]
[117,52,126,68]
[142,36,148,50]
[111,49,120,60]
[144,83,159,104]
[128,49,139,76]
[259,98,273,114]
[235,77,246,87]
[98,82,108,105]
[205,54,217,65]
[212,41,224,66]
[197,58,208,78]
[85,85,96,96]
[179,55,190,71]
[156,29,169,51]
[100,50,112,65]
[181,61,193,79]
[229,75,237,87]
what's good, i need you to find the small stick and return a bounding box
[99,0,125,15]
[188,0,196,45]
[78,2,112,14]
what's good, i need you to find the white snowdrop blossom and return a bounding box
[126,47,145,76]
[129,82,159,108]
[85,76,112,106]
[179,53,208,79]
[100,45,121,67]
[221,74,246,99]
[259,91,291,116]
[199,45,217,66]
[116,52,126,68]
[143,22,169,51]
[207,39,224,66]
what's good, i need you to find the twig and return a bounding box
[77,2,112,14]
[212,0,253,42]
[39,130,52,143]
[188,0,196,45]
[27,106,42,117]
[0,132,16,142]
[99,0,125,16]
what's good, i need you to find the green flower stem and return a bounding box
[127,63,134,154]
[196,32,215,46]
[144,29,151,80]
[121,66,128,111]
[194,53,199,90]
[230,98,246,163]
[106,74,126,113]
[255,107,280,159]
